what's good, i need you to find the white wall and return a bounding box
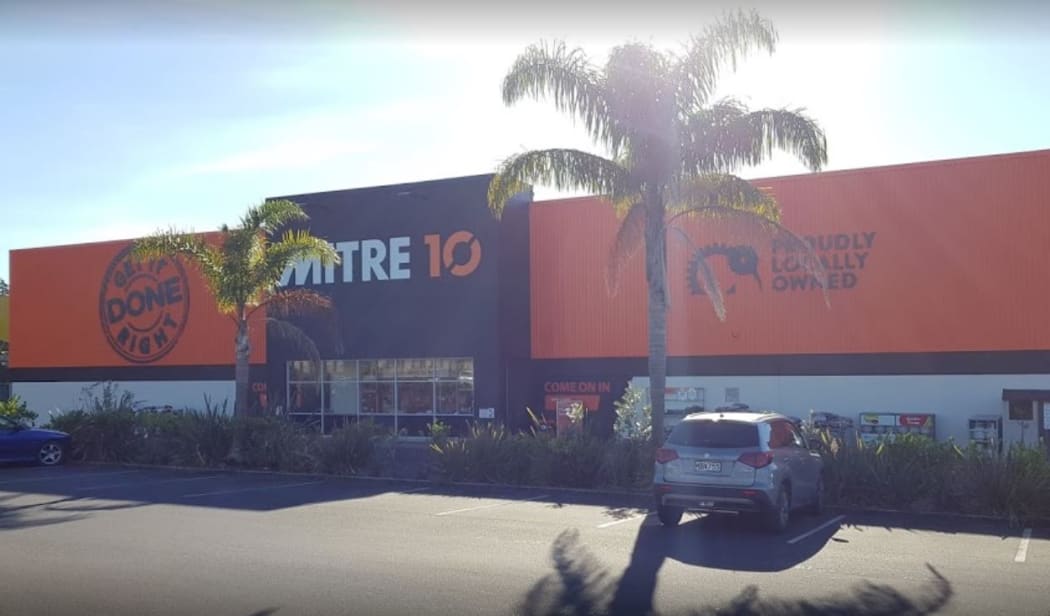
[629,373,1050,446]
[13,381,235,424]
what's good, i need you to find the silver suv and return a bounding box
[652,411,824,533]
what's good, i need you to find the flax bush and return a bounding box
[808,425,1050,524]
[0,396,38,425]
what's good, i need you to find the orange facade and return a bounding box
[530,150,1050,359]
[10,238,266,369]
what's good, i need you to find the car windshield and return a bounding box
[667,420,759,448]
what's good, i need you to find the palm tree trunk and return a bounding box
[645,191,668,447]
[228,317,251,463]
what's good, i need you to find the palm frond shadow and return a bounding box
[0,508,88,531]
[517,529,953,616]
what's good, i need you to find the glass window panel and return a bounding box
[437,382,474,414]
[360,382,395,414]
[360,359,396,380]
[459,359,474,383]
[397,382,434,414]
[359,360,377,380]
[289,360,321,381]
[287,382,322,413]
[325,360,357,381]
[455,384,474,415]
[397,358,434,379]
[435,358,473,381]
[327,381,359,415]
[377,359,396,379]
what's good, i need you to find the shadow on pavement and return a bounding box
[519,529,953,616]
[0,463,653,527]
[623,512,840,572]
[838,509,1036,539]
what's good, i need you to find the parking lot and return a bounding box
[1,464,1047,615]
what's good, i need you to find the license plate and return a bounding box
[695,461,722,473]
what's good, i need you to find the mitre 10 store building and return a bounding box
[9,149,1050,446]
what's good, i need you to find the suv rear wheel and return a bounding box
[763,485,790,533]
[657,504,684,527]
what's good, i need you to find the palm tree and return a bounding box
[488,10,828,446]
[132,199,338,461]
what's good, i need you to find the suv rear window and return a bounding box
[667,420,759,448]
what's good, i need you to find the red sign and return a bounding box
[899,414,932,427]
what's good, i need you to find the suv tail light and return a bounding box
[655,448,679,464]
[737,451,774,468]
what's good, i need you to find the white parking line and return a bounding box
[0,470,141,487]
[75,474,223,491]
[182,481,324,498]
[435,494,550,516]
[1014,528,1032,563]
[597,511,653,529]
[786,515,847,545]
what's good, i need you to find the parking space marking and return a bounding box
[597,511,653,529]
[786,515,847,545]
[0,470,141,487]
[75,474,224,491]
[435,494,550,516]
[182,480,324,498]
[1014,528,1032,563]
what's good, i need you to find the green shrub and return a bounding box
[135,407,233,467]
[429,420,654,490]
[44,383,141,462]
[957,443,1050,523]
[809,427,1050,524]
[0,396,38,425]
[317,421,388,475]
[239,417,318,473]
[174,405,234,467]
[613,386,651,442]
[598,438,655,490]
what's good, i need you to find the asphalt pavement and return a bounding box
[0,464,1047,616]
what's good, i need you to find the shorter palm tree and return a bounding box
[133,199,338,462]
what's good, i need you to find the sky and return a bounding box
[2,0,1049,283]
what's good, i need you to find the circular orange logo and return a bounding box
[98,245,190,363]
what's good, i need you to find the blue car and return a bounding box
[0,416,71,466]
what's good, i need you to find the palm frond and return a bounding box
[502,41,615,149]
[250,288,333,320]
[488,148,635,215]
[683,104,827,173]
[668,227,726,321]
[240,199,310,235]
[668,173,780,221]
[675,9,778,109]
[255,230,339,295]
[606,202,646,296]
[266,317,324,364]
[131,230,225,292]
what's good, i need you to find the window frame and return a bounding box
[285,357,476,434]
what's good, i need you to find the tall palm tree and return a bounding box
[488,10,828,446]
[133,199,338,461]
